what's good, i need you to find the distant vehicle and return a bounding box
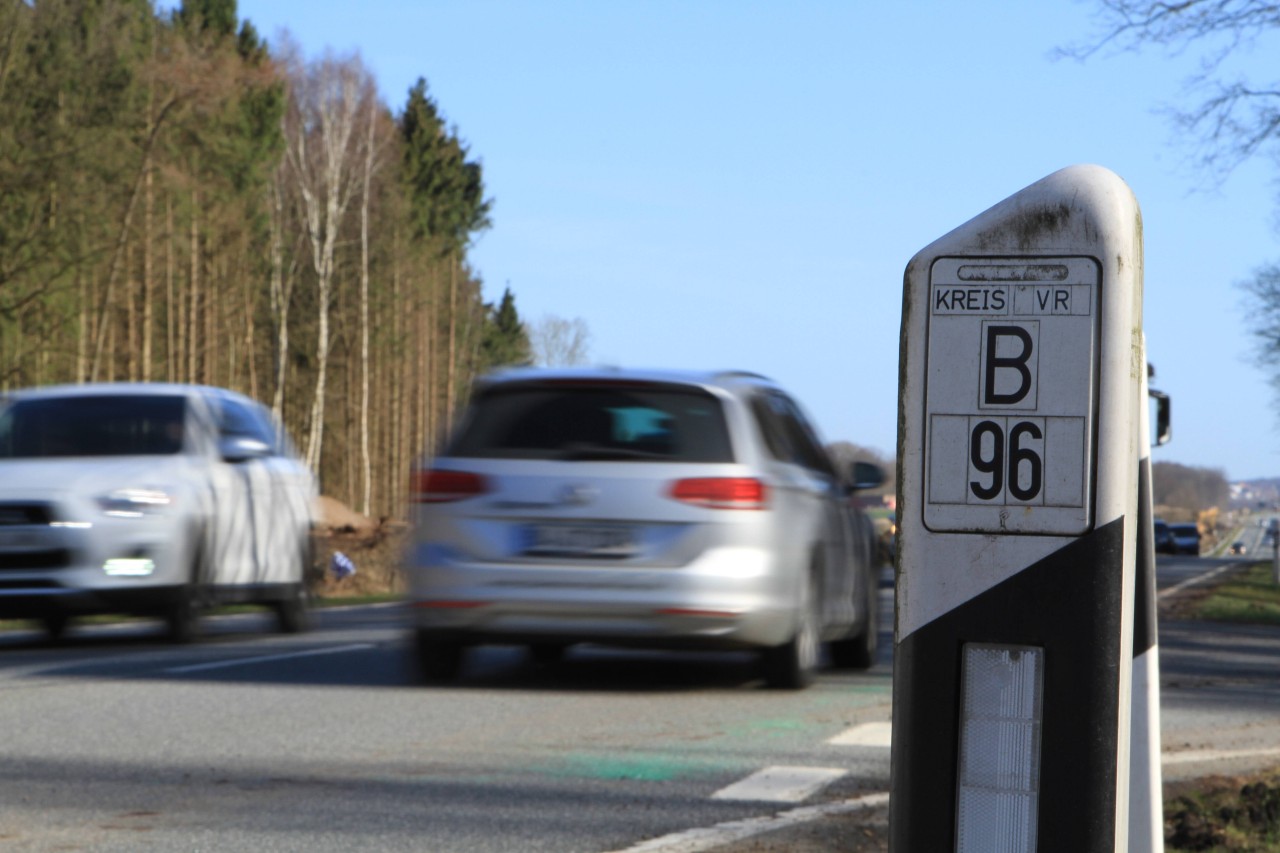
[0,383,316,641]
[1168,523,1201,556]
[1153,519,1176,555]
[1229,541,1247,555]
[405,367,885,689]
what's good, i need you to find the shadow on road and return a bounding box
[0,603,895,695]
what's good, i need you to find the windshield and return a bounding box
[0,394,187,459]
[448,383,734,462]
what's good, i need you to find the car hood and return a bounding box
[0,456,194,501]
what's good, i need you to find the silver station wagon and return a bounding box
[405,368,884,688]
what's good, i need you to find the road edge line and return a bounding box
[606,790,890,853]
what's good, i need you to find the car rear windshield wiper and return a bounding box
[555,442,669,461]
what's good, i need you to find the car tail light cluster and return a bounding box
[669,477,768,510]
[411,469,488,503]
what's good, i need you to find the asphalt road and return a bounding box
[0,593,896,852]
[1,551,1275,852]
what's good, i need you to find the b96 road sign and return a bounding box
[923,256,1099,535]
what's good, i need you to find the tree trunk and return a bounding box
[268,170,291,419]
[188,187,199,383]
[358,94,377,516]
[446,255,457,431]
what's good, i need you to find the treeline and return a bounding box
[1152,461,1230,516]
[0,0,531,519]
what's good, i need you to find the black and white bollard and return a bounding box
[1129,350,1165,853]
[892,164,1144,852]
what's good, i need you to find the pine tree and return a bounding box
[479,287,531,370]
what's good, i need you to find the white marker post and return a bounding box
[892,165,1143,852]
[1129,352,1165,853]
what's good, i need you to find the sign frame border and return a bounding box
[921,253,1103,537]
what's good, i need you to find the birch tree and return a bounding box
[281,46,375,475]
[357,85,388,516]
[529,314,591,367]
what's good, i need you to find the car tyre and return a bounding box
[273,538,312,634]
[166,535,205,644]
[761,565,820,690]
[274,583,310,634]
[528,643,567,665]
[42,613,69,642]
[166,583,200,644]
[415,630,465,682]
[830,569,877,670]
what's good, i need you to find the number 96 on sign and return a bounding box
[928,414,1086,511]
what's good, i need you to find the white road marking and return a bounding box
[828,721,893,747]
[710,765,847,803]
[608,791,890,853]
[164,643,374,674]
[1157,562,1237,600]
[1163,746,1280,766]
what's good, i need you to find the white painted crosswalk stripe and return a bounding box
[710,765,847,803]
[827,721,893,747]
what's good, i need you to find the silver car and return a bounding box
[0,383,316,641]
[405,368,884,688]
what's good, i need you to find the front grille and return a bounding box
[0,549,73,570]
[0,504,55,526]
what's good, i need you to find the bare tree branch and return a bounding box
[1061,1,1280,180]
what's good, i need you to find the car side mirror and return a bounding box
[1150,389,1171,447]
[849,461,886,492]
[219,435,271,463]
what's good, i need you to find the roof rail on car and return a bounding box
[713,370,771,383]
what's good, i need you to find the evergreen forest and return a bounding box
[0,0,532,519]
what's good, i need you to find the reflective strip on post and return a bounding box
[956,644,1045,853]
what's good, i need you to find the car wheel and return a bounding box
[166,583,200,644]
[528,643,567,665]
[415,630,465,682]
[829,569,877,670]
[273,538,312,634]
[42,614,69,642]
[273,582,311,634]
[166,536,205,644]
[761,564,820,690]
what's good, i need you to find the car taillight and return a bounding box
[669,477,768,510]
[411,469,488,503]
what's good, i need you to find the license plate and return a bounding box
[523,524,638,559]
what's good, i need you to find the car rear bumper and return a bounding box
[405,543,796,650]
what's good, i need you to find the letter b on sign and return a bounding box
[981,322,1037,409]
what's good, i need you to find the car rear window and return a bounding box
[448,383,734,462]
[0,395,187,458]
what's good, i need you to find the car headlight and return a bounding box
[96,488,174,518]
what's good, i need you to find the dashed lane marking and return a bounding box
[710,765,847,803]
[827,721,893,747]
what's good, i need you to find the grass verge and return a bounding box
[1166,770,1280,852]
[1192,561,1280,626]
[1169,560,1280,850]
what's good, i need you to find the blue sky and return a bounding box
[232,0,1280,482]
